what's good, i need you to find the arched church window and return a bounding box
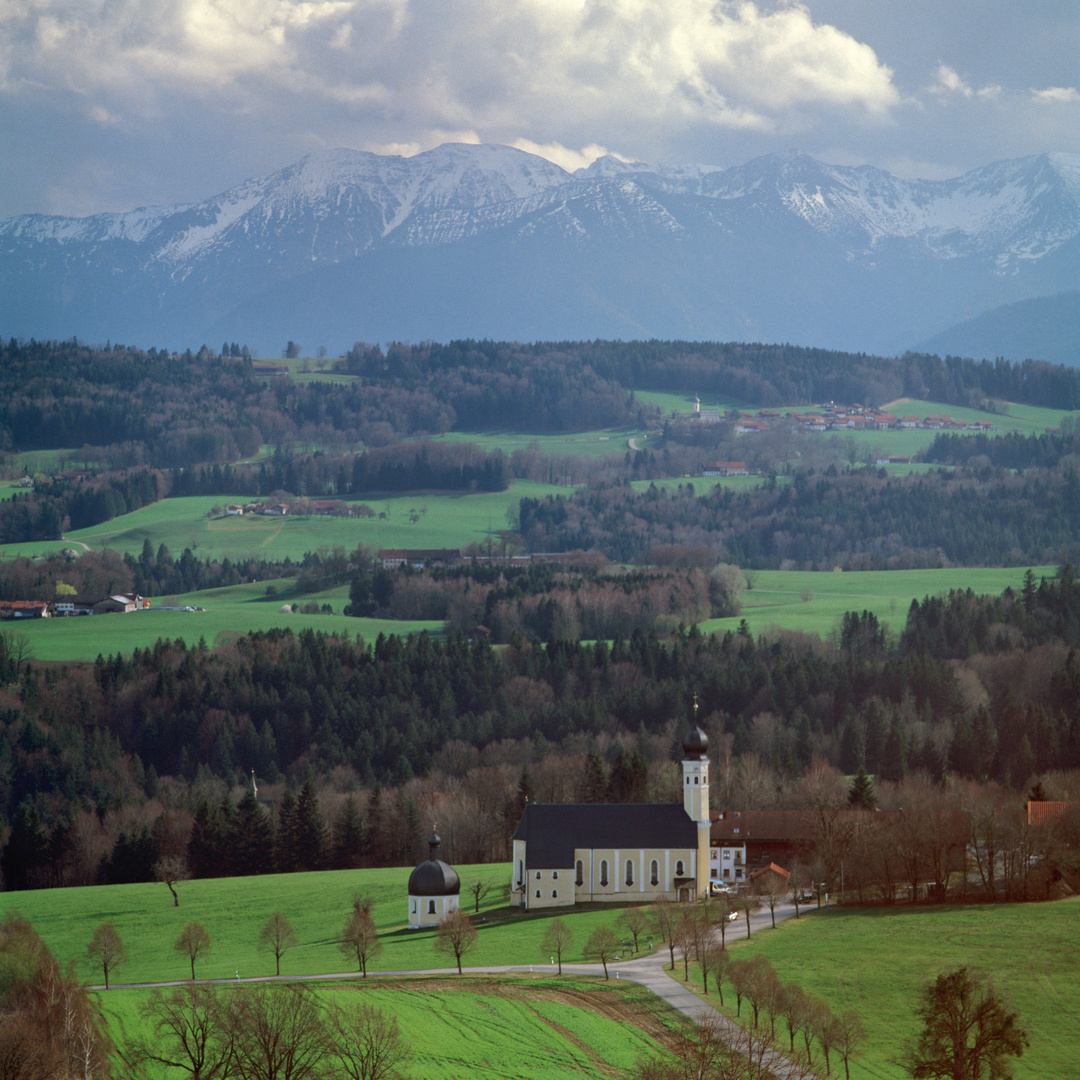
[576,860,584,886]
[676,860,685,877]
[428,900,436,915]
[600,860,609,887]
[625,860,634,886]
[650,860,659,886]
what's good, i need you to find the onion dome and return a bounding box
[407,831,461,896]
[682,725,709,760]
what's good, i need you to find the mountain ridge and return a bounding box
[2,144,1078,357]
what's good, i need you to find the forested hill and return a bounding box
[519,466,1080,568]
[3,570,1080,876]
[5,339,1080,471]
[344,340,1080,412]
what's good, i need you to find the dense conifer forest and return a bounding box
[2,571,1079,889]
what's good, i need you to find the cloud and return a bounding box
[931,65,1000,100]
[1032,86,1079,105]
[510,140,615,174]
[1,0,900,132]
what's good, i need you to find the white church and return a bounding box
[510,722,712,910]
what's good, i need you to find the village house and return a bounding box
[0,600,51,619]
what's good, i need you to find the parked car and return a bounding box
[710,882,732,896]
[726,910,739,922]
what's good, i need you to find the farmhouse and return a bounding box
[510,723,711,910]
[0,600,51,619]
[379,548,462,569]
[53,593,149,615]
[702,461,749,477]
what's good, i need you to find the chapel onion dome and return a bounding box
[682,724,709,761]
[407,832,461,896]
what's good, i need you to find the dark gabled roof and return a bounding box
[513,803,696,869]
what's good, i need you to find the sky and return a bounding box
[1,0,1077,219]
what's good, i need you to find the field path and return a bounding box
[98,899,809,1076]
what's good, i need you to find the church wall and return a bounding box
[571,846,699,905]
[408,892,459,928]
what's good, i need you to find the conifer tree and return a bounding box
[331,796,366,870]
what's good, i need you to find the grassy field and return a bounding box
[2,562,1053,663]
[0,482,567,565]
[1,578,444,661]
[702,565,1055,641]
[5,867,1078,1079]
[98,975,675,1080]
[417,426,659,462]
[707,900,1080,1080]
[0,863,653,987]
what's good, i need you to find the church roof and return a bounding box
[407,830,461,896]
[513,803,697,868]
[408,859,460,896]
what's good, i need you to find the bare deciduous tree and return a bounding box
[226,985,329,1080]
[327,1001,409,1080]
[258,912,298,977]
[175,922,211,981]
[541,918,573,975]
[468,878,492,913]
[86,921,126,990]
[434,909,478,975]
[754,870,788,928]
[902,967,1027,1080]
[155,854,191,907]
[651,897,680,970]
[617,905,650,953]
[132,983,233,1080]
[340,908,382,977]
[582,924,618,979]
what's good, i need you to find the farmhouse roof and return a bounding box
[513,803,696,868]
[750,862,791,882]
[1027,800,1078,826]
[711,810,819,843]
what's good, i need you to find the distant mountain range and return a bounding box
[2,143,1079,360]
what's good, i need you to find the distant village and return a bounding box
[693,399,995,478]
[689,396,995,435]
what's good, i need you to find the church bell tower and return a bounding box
[682,698,711,898]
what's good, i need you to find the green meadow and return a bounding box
[418,426,658,461]
[709,900,1080,1080]
[703,565,1055,641]
[98,976,674,1080]
[5,867,1078,1079]
[1,561,1055,663]
[0,863,645,987]
[0,482,566,565]
[1,578,443,662]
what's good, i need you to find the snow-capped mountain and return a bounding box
[2,143,1079,359]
